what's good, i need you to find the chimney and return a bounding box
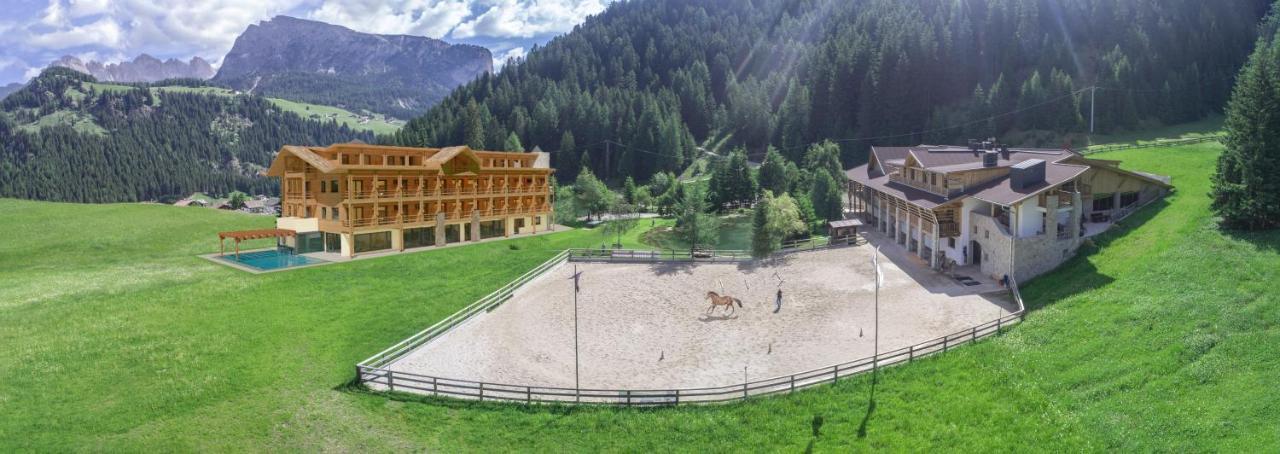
[1000,145,1010,160]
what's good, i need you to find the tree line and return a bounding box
[396,0,1269,190]
[0,67,371,202]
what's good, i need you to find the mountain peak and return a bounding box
[213,16,491,118]
[48,53,215,82]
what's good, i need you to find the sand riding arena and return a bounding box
[358,239,1023,405]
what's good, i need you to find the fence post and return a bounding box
[790,375,796,392]
[626,390,632,406]
[432,376,438,395]
[526,386,532,404]
[909,345,914,362]
[972,326,977,341]
[944,336,949,352]
[997,316,1002,334]
[674,389,680,405]
[386,369,395,392]
[479,382,484,401]
[833,365,839,381]
[743,382,748,399]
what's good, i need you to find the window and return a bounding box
[973,225,978,235]
[332,207,339,220]
[404,227,436,248]
[948,237,956,248]
[1093,194,1115,211]
[320,182,326,193]
[321,207,327,218]
[931,173,937,186]
[341,154,350,164]
[354,232,391,253]
[305,206,312,218]
[984,229,989,239]
[1120,192,1140,207]
[330,180,338,193]
[479,220,504,239]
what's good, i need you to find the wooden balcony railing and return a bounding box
[340,206,552,228]
[346,186,551,200]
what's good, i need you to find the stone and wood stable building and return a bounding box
[265,143,554,257]
[846,142,1172,283]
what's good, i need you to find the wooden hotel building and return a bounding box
[265,143,554,257]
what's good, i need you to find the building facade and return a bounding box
[846,142,1171,283]
[265,143,554,257]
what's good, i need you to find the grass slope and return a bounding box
[1,139,1277,451]
[83,81,402,134]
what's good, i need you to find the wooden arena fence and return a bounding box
[355,244,1026,406]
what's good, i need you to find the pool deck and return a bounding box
[200,224,571,274]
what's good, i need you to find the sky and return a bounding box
[0,0,611,85]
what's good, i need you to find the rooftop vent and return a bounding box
[1010,159,1046,189]
[982,150,1000,167]
[1000,145,1010,160]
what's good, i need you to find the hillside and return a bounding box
[214,16,492,119]
[0,68,372,202]
[82,80,403,135]
[0,134,1277,450]
[397,0,1269,184]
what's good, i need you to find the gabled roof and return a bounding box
[424,145,482,170]
[265,145,335,176]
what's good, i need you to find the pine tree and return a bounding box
[503,131,524,152]
[1214,13,1280,230]
[758,147,788,196]
[751,191,776,258]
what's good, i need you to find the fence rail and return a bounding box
[565,236,847,264]
[358,250,570,370]
[356,244,1028,406]
[1081,134,1222,155]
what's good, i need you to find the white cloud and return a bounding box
[492,45,525,69]
[451,0,606,39]
[2,0,608,84]
[28,17,124,49]
[66,0,111,18]
[307,0,474,38]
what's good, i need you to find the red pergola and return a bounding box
[218,229,297,258]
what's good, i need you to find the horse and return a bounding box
[705,291,743,314]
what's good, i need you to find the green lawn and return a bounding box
[1,139,1277,450]
[80,81,402,134]
[639,213,754,250]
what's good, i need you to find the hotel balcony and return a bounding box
[339,206,551,229]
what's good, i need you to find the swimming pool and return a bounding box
[217,248,327,271]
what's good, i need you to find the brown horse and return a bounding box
[705,291,743,314]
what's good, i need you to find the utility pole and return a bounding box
[1090,86,1097,134]
[604,141,611,180]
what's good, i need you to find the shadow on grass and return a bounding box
[1220,225,1280,254]
[1019,198,1173,312]
[856,376,877,438]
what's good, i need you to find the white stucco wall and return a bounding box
[1017,198,1041,238]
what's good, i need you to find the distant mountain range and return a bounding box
[51,54,215,82]
[213,16,492,119]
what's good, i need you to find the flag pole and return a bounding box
[873,246,881,384]
[573,264,581,401]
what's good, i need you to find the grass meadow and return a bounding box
[1,139,1277,451]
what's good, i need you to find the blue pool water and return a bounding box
[218,248,327,271]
